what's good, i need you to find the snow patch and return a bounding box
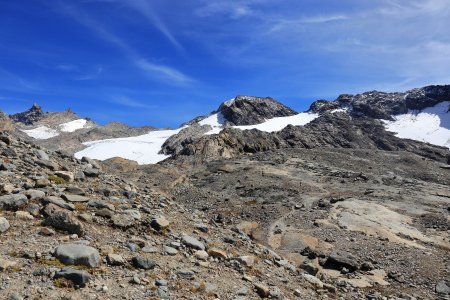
[59,119,89,132]
[75,128,183,165]
[22,126,59,140]
[383,101,450,149]
[235,113,319,132]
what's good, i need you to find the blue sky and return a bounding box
[1,0,449,127]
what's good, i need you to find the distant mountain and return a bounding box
[4,85,450,164]
[9,103,156,154]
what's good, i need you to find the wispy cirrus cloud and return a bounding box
[51,2,194,86]
[120,0,184,52]
[108,96,157,109]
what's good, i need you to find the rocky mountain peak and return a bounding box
[10,103,46,125]
[308,84,450,120]
[217,95,297,126]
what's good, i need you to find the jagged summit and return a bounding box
[308,84,450,120]
[10,102,45,125]
[185,95,298,127]
[217,95,297,126]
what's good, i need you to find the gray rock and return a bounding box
[83,168,100,177]
[111,214,135,228]
[55,171,74,183]
[236,286,249,296]
[163,246,178,256]
[156,279,168,286]
[125,209,141,220]
[177,269,195,279]
[88,200,115,211]
[132,256,156,270]
[43,196,75,211]
[194,223,209,233]
[0,194,28,210]
[107,253,125,266]
[81,156,102,170]
[436,281,450,295]
[7,293,23,300]
[0,217,10,233]
[54,267,91,286]
[61,194,90,203]
[36,149,49,161]
[182,235,205,250]
[25,189,45,200]
[150,216,170,231]
[54,244,100,267]
[65,186,85,195]
[36,159,58,170]
[42,211,84,236]
[324,250,359,272]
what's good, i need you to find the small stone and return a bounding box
[83,168,100,177]
[150,216,170,231]
[194,250,209,261]
[182,235,205,250]
[107,253,125,266]
[194,223,209,233]
[111,214,135,228]
[254,283,270,298]
[132,256,156,270]
[39,227,56,236]
[208,248,228,260]
[236,255,255,267]
[236,286,248,296]
[54,267,91,287]
[0,217,10,233]
[163,246,178,256]
[62,194,90,203]
[55,171,74,183]
[436,280,450,295]
[303,274,323,289]
[156,279,168,286]
[43,197,75,211]
[24,189,45,200]
[0,258,18,271]
[15,210,34,220]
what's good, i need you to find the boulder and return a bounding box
[43,211,84,236]
[54,244,100,268]
[0,194,28,210]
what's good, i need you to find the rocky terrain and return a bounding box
[0,84,449,299]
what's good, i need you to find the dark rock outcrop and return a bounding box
[160,124,213,155]
[308,85,450,120]
[218,96,297,125]
[10,103,45,125]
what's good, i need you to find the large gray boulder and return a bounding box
[54,244,100,267]
[0,194,28,210]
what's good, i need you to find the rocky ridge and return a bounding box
[308,85,450,120]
